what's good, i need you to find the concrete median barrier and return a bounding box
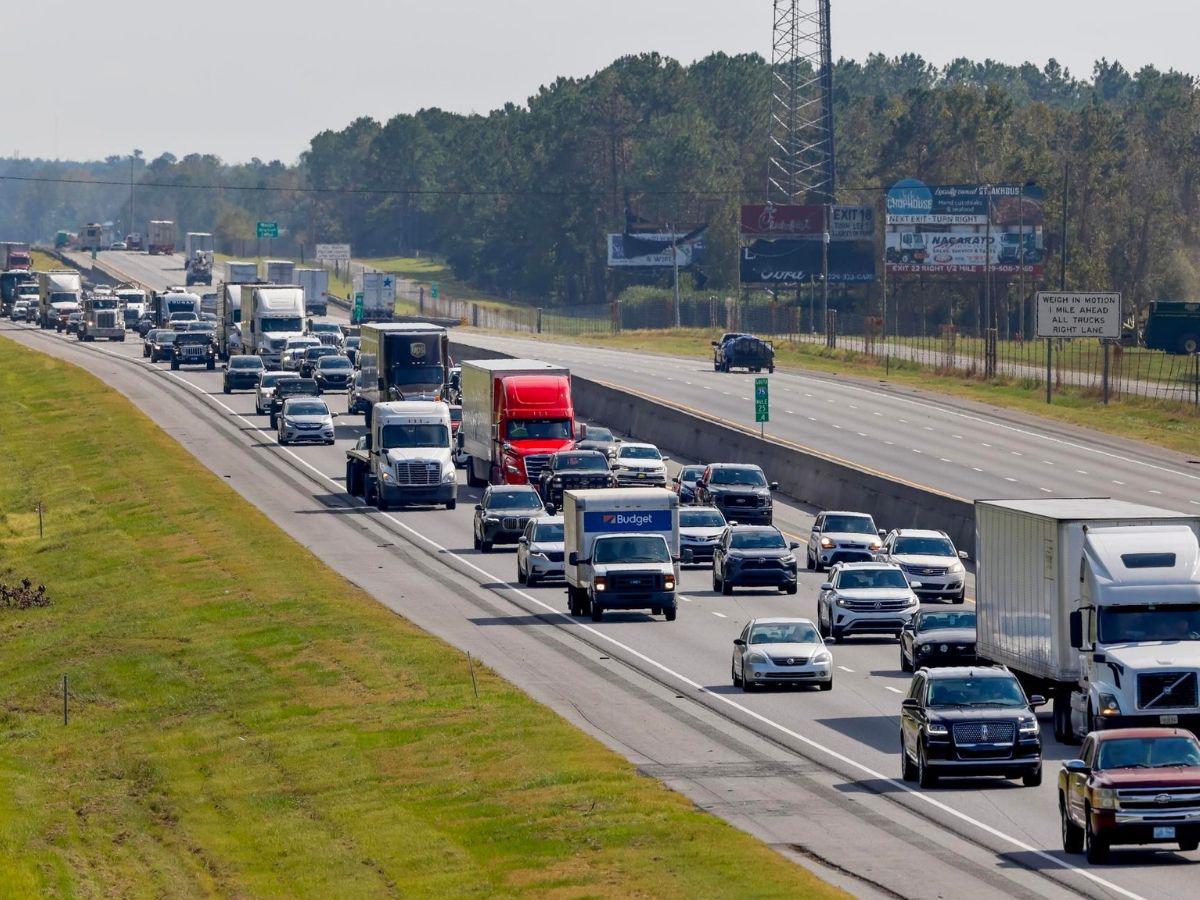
[450,339,976,551]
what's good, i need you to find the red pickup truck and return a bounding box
[1059,727,1200,862]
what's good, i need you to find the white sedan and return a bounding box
[732,618,833,691]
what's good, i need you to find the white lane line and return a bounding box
[1005,477,1018,482]
[1077,470,1088,475]
[857,432,868,437]
[952,434,963,440]
[884,686,904,694]
[804,392,812,397]
[872,411,882,416]
[972,467,983,472]
[939,458,951,463]
[898,418,908,423]
[923,426,933,432]
[1192,501,1200,506]
[1112,480,1125,485]
[787,410,797,415]
[684,380,692,385]
[712,611,728,618]
[1149,490,1163,495]
[680,596,693,602]
[1040,487,1053,493]
[1010,451,1023,456]
[832,424,843,430]
[47,331,1150,900]
[1042,460,1055,466]
[884,440,895,446]
[837,665,855,673]
[911,449,923,454]
[721,391,731,395]
[981,442,992,448]
[740,396,750,401]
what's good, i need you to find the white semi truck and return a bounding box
[563,488,679,622]
[241,284,305,368]
[184,232,215,286]
[37,269,82,329]
[296,267,329,315]
[975,498,1200,743]
[344,401,457,510]
[225,260,258,283]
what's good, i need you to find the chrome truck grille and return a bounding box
[523,454,550,482]
[394,462,440,486]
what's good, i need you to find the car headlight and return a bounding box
[1098,692,1121,717]
[1019,716,1040,735]
[926,722,948,735]
[917,642,930,652]
[948,562,965,574]
[819,537,834,549]
[380,470,394,482]
[663,576,675,591]
[835,596,848,607]
[1094,788,1119,810]
[746,651,770,665]
[811,649,832,664]
[781,554,795,565]
[869,541,882,552]
[484,515,499,523]
[283,417,297,426]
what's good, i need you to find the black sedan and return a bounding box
[575,424,619,458]
[712,525,799,595]
[900,610,977,672]
[223,355,266,393]
[313,355,354,393]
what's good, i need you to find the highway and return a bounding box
[1,249,1185,898]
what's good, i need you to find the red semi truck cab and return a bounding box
[460,358,575,487]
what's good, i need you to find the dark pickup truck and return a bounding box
[1060,727,1200,862]
[536,450,616,509]
[713,332,775,373]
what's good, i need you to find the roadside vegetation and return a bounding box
[492,327,1200,458]
[0,337,839,897]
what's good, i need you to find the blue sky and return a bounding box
[11,0,1194,163]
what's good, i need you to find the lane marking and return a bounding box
[1149,490,1163,495]
[1042,460,1055,466]
[837,665,855,673]
[712,611,728,618]
[1040,487,1053,493]
[884,686,904,694]
[1112,480,1125,486]
[1076,470,1088,475]
[1005,477,1018,483]
[1010,451,1023,456]
[17,326,1149,900]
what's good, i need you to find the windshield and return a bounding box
[176,334,209,345]
[894,537,956,556]
[312,324,339,333]
[1098,605,1200,643]
[286,401,328,417]
[169,312,197,322]
[823,515,876,534]
[380,423,449,449]
[918,612,976,632]
[731,531,787,550]
[836,569,909,590]
[506,418,571,440]
[679,466,705,483]
[710,467,766,486]
[485,489,543,511]
[279,381,316,396]
[154,331,178,343]
[534,522,565,542]
[262,317,303,334]
[619,446,662,460]
[1098,737,1200,770]
[345,337,360,348]
[288,339,319,350]
[260,373,288,387]
[680,509,726,528]
[49,292,77,304]
[592,535,670,564]
[749,622,819,645]
[306,347,337,359]
[229,357,263,369]
[390,364,445,386]
[582,426,612,441]
[319,357,351,369]
[448,407,462,423]
[928,676,1026,708]
[554,453,608,471]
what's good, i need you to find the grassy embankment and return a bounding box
[29,250,60,272]
[0,337,839,897]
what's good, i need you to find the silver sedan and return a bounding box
[731,617,833,691]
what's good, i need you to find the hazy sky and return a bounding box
[10,0,1196,164]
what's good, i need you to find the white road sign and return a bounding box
[315,243,351,262]
[1036,292,1121,339]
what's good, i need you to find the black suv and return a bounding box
[299,345,339,377]
[712,332,775,373]
[223,355,266,393]
[900,666,1045,788]
[473,485,546,552]
[900,609,977,672]
[268,378,319,428]
[536,450,616,508]
[694,463,778,525]
[147,329,179,362]
[313,354,354,393]
[712,525,799,595]
[170,332,216,370]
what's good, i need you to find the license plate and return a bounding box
[638,473,645,478]
[1154,826,1176,839]
[1160,714,1180,725]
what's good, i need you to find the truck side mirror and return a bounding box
[733,638,746,647]
[1029,695,1047,709]
[1069,610,1084,649]
[568,552,579,566]
[958,550,969,560]
[710,341,718,347]
[1064,759,1089,775]
[769,481,779,491]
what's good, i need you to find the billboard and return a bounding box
[884,179,1044,277]
[740,239,876,285]
[740,204,874,239]
[607,233,704,268]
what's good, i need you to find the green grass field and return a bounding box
[0,337,840,898]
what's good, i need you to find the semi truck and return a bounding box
[79,292,124,342]
[262,259,295,285]
[344,401,457,510]
[115,286,148,329]
[460,358,574,488]
[356,270,395,322]
[214,282,246,358]
[225,260,258,283]
[184,232,215,286]
[357,322,449,419]
[241,284,305,367]
[147,220,176,255]
[296,268,329,315]
[1,269,36,315]
[78,223,107,252]
[37,269,82,328]
[975,498,1200,743]
[156,290,202,326]
[563,488,680,621]
[0,241,31,270]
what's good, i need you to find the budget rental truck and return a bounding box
[460,358,575,488]
[563,488,680,621]
[975,498,1200,743]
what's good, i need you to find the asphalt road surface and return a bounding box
[2,253,1181,899]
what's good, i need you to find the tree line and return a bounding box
[2,52,1198,327]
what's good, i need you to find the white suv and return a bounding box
[816,562,920,643]
[806,510,884,571]
[876,529,968,603]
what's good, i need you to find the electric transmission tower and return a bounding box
[768,0,836,204]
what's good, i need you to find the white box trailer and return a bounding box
[225,260,258,283]
[975,498,1200,741]
[262,259,295,284]
[147,220,175,255]
[295,268,329,314]
[563,488,679,622]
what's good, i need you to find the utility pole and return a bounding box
[821,203,830,333]
[1059,163,1069,292]
[129,155,135,241]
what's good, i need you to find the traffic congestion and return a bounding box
[6,252,1200,872]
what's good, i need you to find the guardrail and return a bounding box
[449,339,976,551]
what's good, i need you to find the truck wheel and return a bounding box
[664,605,677,621]
[951,589,965,604]
[1022,765,1043,787]
[170,361,179,370]
[526,572,539,587]
[345,462,358,496]
[590,600,603,622]
[445,499,456,511]
[1180,333,1199,354]
[1060,794,1084,853]
[1084,805,1109,863]
[223,384,231,394]
[375,482,390,511]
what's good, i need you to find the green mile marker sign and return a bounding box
[754,376,769,423]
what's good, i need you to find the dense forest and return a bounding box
[2,52,1198,324]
